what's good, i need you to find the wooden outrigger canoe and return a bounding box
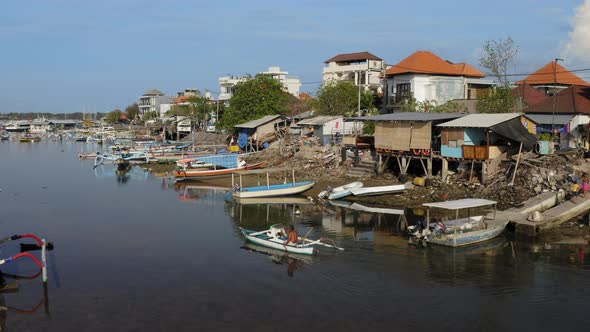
[174,162,266,180]
[239,224,344,256]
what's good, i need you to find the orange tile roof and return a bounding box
[512,83,550,107]
[176,96,190,103]
[324,51,382,63]
[385,51,485,78]
[526,85,590,114]
[520,61,590,86]
[299,92,313,100]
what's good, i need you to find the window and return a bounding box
[395,83,411,103]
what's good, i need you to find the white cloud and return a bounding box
[563,0,590,64]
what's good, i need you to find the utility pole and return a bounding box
[357,70,361,115]
[552,58,564,139]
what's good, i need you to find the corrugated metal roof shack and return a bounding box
[234,115,285,151]
[297,116,345,146]
[437,113,538,160]
[362,112,465,156]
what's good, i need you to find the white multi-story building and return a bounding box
[322,51,386,93]
[218,76,251,102]
[259,66,301,97]
[384,51,494,110]
[218,66,302,102]
[139,89,173,118]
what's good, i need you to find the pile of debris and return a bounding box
[478,151,581,209]
[245,135,346,179]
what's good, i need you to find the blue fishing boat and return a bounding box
[232,169,315,198]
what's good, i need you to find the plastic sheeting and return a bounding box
[490,118,537,150]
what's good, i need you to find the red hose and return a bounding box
[18,234,43,246]
[11,253,44,269]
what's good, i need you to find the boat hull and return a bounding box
[175,162,266,179]
[240,228,315,255]
[426,220,509,247]
[233,181,315,198]
[324,181,363,200]
[349,184,406,196]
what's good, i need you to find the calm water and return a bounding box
[1,141,589,331]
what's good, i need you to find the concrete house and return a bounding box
[322,52,386,93]
[524,85,590,148]
[139,89,173,118]
[519,61,590,95]
[384,51,494,111]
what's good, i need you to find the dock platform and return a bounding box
[497,191,590,236]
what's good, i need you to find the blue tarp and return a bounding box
[238,131,249,149]
[196,154,238,169]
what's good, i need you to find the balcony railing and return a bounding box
[387,95,412,106]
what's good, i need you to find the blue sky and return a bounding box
[1,0,588,113]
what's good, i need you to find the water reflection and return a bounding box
[93,165,150,184]
[0,269,50,330]
[241,242,311,277]
[173,181,230,206]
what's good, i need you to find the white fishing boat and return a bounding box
[233,169,315,198]
[418,198,507,247]
[5,121,30,132]
[239,224,343,256]
[318,181,363,200]
[349,184,407,197]
[236,197,314,205]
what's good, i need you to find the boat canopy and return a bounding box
[423,198,497,210]
[233,167,293,175]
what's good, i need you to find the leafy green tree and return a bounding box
[104,109,123,124]
[125,103,140,121]
[219,75,291,131]
[143,111,159,121]
[476,87,516,113]
[167,95,212,128]
[314,81,374,116]
[400,98,467,113]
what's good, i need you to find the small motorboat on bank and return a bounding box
[239,224,344,256]
[349,184,408,196]
[318,181,363,200]
[411,198,507,247]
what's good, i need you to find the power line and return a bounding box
[386,63,590,78]
[300,81,322,85]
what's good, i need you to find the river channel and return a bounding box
[1,141,589,331]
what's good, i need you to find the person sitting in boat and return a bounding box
[284,225,299,246]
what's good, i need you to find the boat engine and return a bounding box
[269,225,286,238]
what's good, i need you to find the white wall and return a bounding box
[388,74,467,105]
[160,103,172,118]
[322,117,344,134]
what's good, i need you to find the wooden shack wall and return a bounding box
[409,122,431,149]
[255,120,280,137]
[375,121,431,151]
